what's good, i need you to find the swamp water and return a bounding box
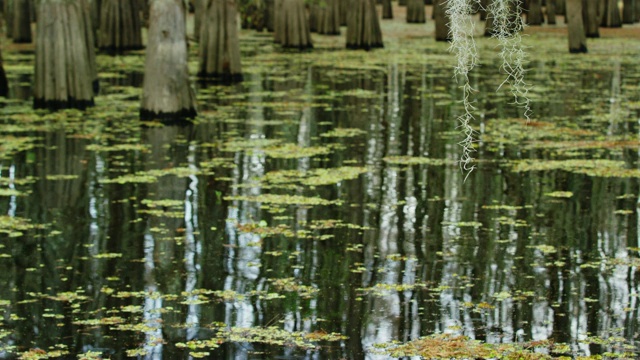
[0,30,640,359]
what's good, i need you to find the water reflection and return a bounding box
[0,41,639,359]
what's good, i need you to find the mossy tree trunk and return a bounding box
[13,0,32,43]
[34,0,97,110]
[346,0,383,50]
[198,0,242,83]
[526,0,543,24]
[406,0,425,23]
[317,0,340,35]
[274,0,312,49]
[99,0,143,52]
[601,0,621,26]
[582,0,600,37]
[566,0,587,53]
[382,0,392,19]
[141,0,197,120]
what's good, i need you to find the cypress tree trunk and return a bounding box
[198,0,242,83]
[309,3,319,32]
[5,0,14,39]
[0,48,8,97]
[479,0,489,20]
[526,0,543,24]
[566,0,587,53]
[547,0,557,24]
[13,0,32,43]
[141,0,197,120]
[582,0,600,37]
[317,0,340,35]
[99,0,143,52]
[34,0,97,110]
[484,9,495,37]
[407,0,426,23]
[622,0,635,23]
[346,0,383,50]
[556,0,566,15]
[274,0,312,49]
[434,0,450,41]
[382,0,393,19]
[601,0,621,26]
[194,0,203,39]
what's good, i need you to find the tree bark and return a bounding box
[34,0,97,110]
[434,0,450,41]
[0,47,8,97]
[317,0,340,35]
[5,0,14,39]
[274,0,312,49]
[526,0,544,24]
[13,0,32,43]
[141,0,197,120]
[582,0,600,37]
[622,0,635,23]
[346,0,383,50]
[556,0,565,15]
[547,0,557,24]
[601,0,621,27]
[407,0,426,23]
[382,0,392,19]
[198,0,242,83]
[99,0,143,52]
[566,0,587,53]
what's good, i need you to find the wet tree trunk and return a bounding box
[582,0,600,37]
[339,0,347,25]
[547,0,557,24]
[141,0,197,120]
[198,0,242,83]
[34,0,97,110]
[566,0,587,53]
[382,0,392,19]
[274,0,312,49]
[479,0,489,20]
[346,0,383,50]
[99,0,143,52]
[0,48,8,97]
[526,0,543,24]
[622,0,635,23]
[4,0,14,39]
[601,0,621,26]
[317,0,340,35]
[484,9,495,37]
[434,0,450,41]
[309,3,319,32]
[556,0,566,15]
[13,0,32,43]
[194,0,203,39]
[407,0,426,23]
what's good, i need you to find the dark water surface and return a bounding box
[1,33,640,359]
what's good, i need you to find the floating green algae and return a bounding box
[225,194,336,206]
